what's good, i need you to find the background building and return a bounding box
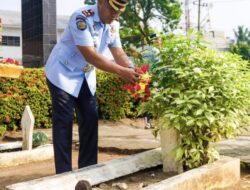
[0,9,67,64]
[203,30,233,52]
[0,17,2,44]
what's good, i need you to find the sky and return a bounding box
[0,0,249,39]
[206,0,250,38]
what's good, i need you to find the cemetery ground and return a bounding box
[1,118,250,190]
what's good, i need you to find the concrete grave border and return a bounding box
[6,148,162,190]
[6,148,240,190]
[0,144,53,168]
[0,141,22,152]
[142,156,240,190]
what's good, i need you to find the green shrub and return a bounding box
[0,124,7,136]
[140,33,250,169]
[0,69,138,135]
[32,131,49,147]
[96,70,138,120]
[0,69,51,133]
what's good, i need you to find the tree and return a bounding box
[119,0,182,46]
[230,26,250,64]
[233,25,250,45]
[230,42,250,63]
[84,0,182,48]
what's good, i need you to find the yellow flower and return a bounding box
[139,82,146,91]
[140,73,152,82]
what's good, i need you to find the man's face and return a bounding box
[98,0,123,24]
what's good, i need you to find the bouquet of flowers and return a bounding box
[123,64,151,102]
[0,58,23,78]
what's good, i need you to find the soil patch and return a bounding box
[0,149,124,190]
[93,166,173,190]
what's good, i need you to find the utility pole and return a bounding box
[185,0,191,33]
[193,0,208,32]
[198,0,201,31]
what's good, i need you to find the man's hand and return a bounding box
[118,67,140,84]
[109,47,141,83]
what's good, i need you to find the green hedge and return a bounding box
[0,69,51,135]
[0,69,138,135]
[96,70,138,120]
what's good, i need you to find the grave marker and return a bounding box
[21,105,35,150]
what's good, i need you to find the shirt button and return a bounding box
[64,60,68,65]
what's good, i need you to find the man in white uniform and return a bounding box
[45,0,139,174]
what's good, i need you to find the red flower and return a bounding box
[141,65,149,73]
[134,84,141,91]
[122,64,151,102]
[0,58,20,65]
[130,88,135,94]
[134,94,141,99]
[6,58,15,64]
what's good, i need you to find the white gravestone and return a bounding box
[21,105,35,150]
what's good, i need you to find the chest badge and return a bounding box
[83,64,93,73]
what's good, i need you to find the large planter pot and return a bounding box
[160,127,183,173]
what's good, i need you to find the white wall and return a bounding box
[0,26,22,61]
[0,27,66,63]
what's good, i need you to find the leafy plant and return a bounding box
[32,131,49,147]
[140,33,250,169]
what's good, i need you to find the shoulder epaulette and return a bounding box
[82,9,94,17]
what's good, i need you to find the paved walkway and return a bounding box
[98,122,250,164]
[218,136,250,163]
[3,119,250,163]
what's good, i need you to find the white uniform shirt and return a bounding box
[45,4,122,97]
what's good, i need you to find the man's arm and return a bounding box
[77,45,138,84]
[109,47,131,67]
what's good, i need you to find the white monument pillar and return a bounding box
[21,105,35,150]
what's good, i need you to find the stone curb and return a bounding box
[0,141,22,151]
[0,144,53,168]
[142,156,240,190]
[6,148,162,190]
